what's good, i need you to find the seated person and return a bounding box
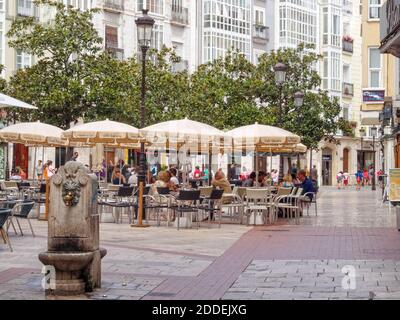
[257,171,268,187]
[169,168,180,190]
[211,170,231,194]
[10,169,22,181]
[280,174,294,188]
[112,168,126,185]
[297,169,316,201]
[242,171,256,187]
[152,171,172,194]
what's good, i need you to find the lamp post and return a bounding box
[370,126,377,191]
[359,126,366,172]
[132,9,154,228]
[294,91,304,169]
[379,126,385,196]
[273,62,287,182]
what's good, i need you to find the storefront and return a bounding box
[380,0,400,169]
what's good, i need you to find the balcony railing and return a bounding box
[171,6,189,25]
[105,42,124,60]
[103,0,124,12]
[343,82,354,96]
[172,60,189,72]
[17,5,36,17]
[342,39,353,53]
[253,25,269,41]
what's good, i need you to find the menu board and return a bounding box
[389,169,400,202]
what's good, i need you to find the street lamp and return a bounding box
[294,91,304,108]
[274,62,287,183]
[359,127,366,172]
[133,9,154,228]
[370,126,377,191]
[274,62,287,85]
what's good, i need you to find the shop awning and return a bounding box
[361,118,380,126]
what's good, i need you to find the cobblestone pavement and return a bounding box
[1,186,400,300]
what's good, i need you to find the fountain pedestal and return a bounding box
[38,161,107,296]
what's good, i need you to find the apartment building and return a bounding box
[358,0,395,174]
[309,0,364,186]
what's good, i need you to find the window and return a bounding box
[369,47,381,87]
[18,0,34,16]
[369,0,380,19]
[105,26,118,48]
[331,9,340,47]
[151,23,164,51]
[255,8,265,26]
[0,0,3,10]
[342,104,350,120]
[16,50,32,70]
[331,51,341,91]
[138,0,164,15]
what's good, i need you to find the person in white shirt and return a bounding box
[128,168,138,185]
[169,168,179,186]
[46,160,55,178]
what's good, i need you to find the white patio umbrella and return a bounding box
[0,93,37,109]
[141,118,229,185]
[226,123,301,182]
[63,119,141,184]
[0,120,67,184]
[62,119,141,144]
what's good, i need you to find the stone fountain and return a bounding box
[39,161,107,296]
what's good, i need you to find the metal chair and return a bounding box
[199,189,224,228]
[0,209,13,252]
[274,188,303,225]
[7,200,36,237]
[245,188,273,225]
[302,191,318,216]
[218,187,245,223]
[102,186,135,224]
[173,190,201,230]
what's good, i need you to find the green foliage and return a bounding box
[7,0,102,129]
[4,1,344,148]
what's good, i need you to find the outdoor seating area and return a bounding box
[0,116,321,253]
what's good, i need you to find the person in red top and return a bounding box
[363,168,369,186]
[16,167,27,180]
[193,166,201,179]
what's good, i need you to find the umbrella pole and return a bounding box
[33,146,37,187]
[255,150,259,187]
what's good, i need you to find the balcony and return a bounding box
[17,5,36,17]
[171,6,189,25]
[343,82,354,96]
[252,25,269,43]
[103,0,124,12]
[342,38,353,53]
[105,41,124,60]
[172,59,189,72]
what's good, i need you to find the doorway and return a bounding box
[321,148,332,186]
[13,143,29,176]
[343,148,349,173]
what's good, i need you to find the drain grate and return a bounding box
[259,229,290,232]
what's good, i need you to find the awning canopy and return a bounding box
[361,117,380,126]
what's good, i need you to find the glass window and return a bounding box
[369,47,381,87]
[138,0,163,15]
[369,0,381,19]
[16,50,32,70]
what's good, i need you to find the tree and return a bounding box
[6,0,102,129]
[254,43,351,149]
[188,51,263,130]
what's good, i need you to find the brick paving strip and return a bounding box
[0,268,38,284]
[143,225,400,300]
